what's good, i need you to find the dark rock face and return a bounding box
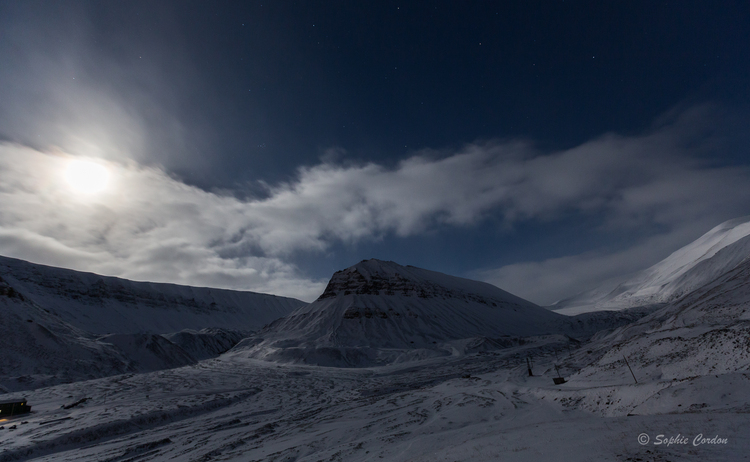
[342,307,389,319]
[0,276,25,301]
[317,268,500,307]
[341,306,421,320]
[317,269,401,299]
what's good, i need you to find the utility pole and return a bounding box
[526,356,533,377]
[623,355,638,384]
[553,363,566,384]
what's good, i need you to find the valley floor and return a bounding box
[0,341,748,462]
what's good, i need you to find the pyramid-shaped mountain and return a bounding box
[234,259,567,366]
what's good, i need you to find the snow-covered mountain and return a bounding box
[0,255,306,391]
[568,251,750,389]
[0,274,198,392]
[0,255,305,334]
[233,259,611,366]
[551,216,750,314]
[2,273,747,461]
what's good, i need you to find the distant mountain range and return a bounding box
[550,216,750,315]
[0,255,305,334]
[0,255,304,391]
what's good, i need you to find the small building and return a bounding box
[0,399,31,417]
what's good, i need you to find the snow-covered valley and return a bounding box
[0,339,747,461]
[2,223,750,461]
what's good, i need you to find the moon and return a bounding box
[64,159,111,195]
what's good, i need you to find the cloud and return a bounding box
[0,144,326,301]
[470,225,718,306]
[249,105,750,252]
[0,105,749,303]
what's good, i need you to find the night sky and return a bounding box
[1,1,749,303]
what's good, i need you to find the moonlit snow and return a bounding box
[2,222,750,461]
[552,215,750,315]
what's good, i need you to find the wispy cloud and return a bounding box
[470,226,718,306]
[0,105,748,303]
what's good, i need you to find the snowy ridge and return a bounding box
[317,259,536,305]
[0,255,304,391]
[552,215,750,314]
[0,275,196,392]
[0,255,305,334]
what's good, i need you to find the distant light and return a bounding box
[64,159,110,195]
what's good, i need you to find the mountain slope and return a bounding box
[0,275,197,392]
[552,216,750,314]
[568,254,750,387]
[233,259,572,366]
[163,328,246,361]
[0,255,306,334]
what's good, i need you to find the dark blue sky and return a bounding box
[1,1,749,302]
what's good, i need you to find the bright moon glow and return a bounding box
[64,159,111,194]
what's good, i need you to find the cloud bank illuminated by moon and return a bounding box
[1,105,749,303]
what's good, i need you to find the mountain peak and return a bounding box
[317,259,530,305]
[707,215,750,233]
[237,259,565,366]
